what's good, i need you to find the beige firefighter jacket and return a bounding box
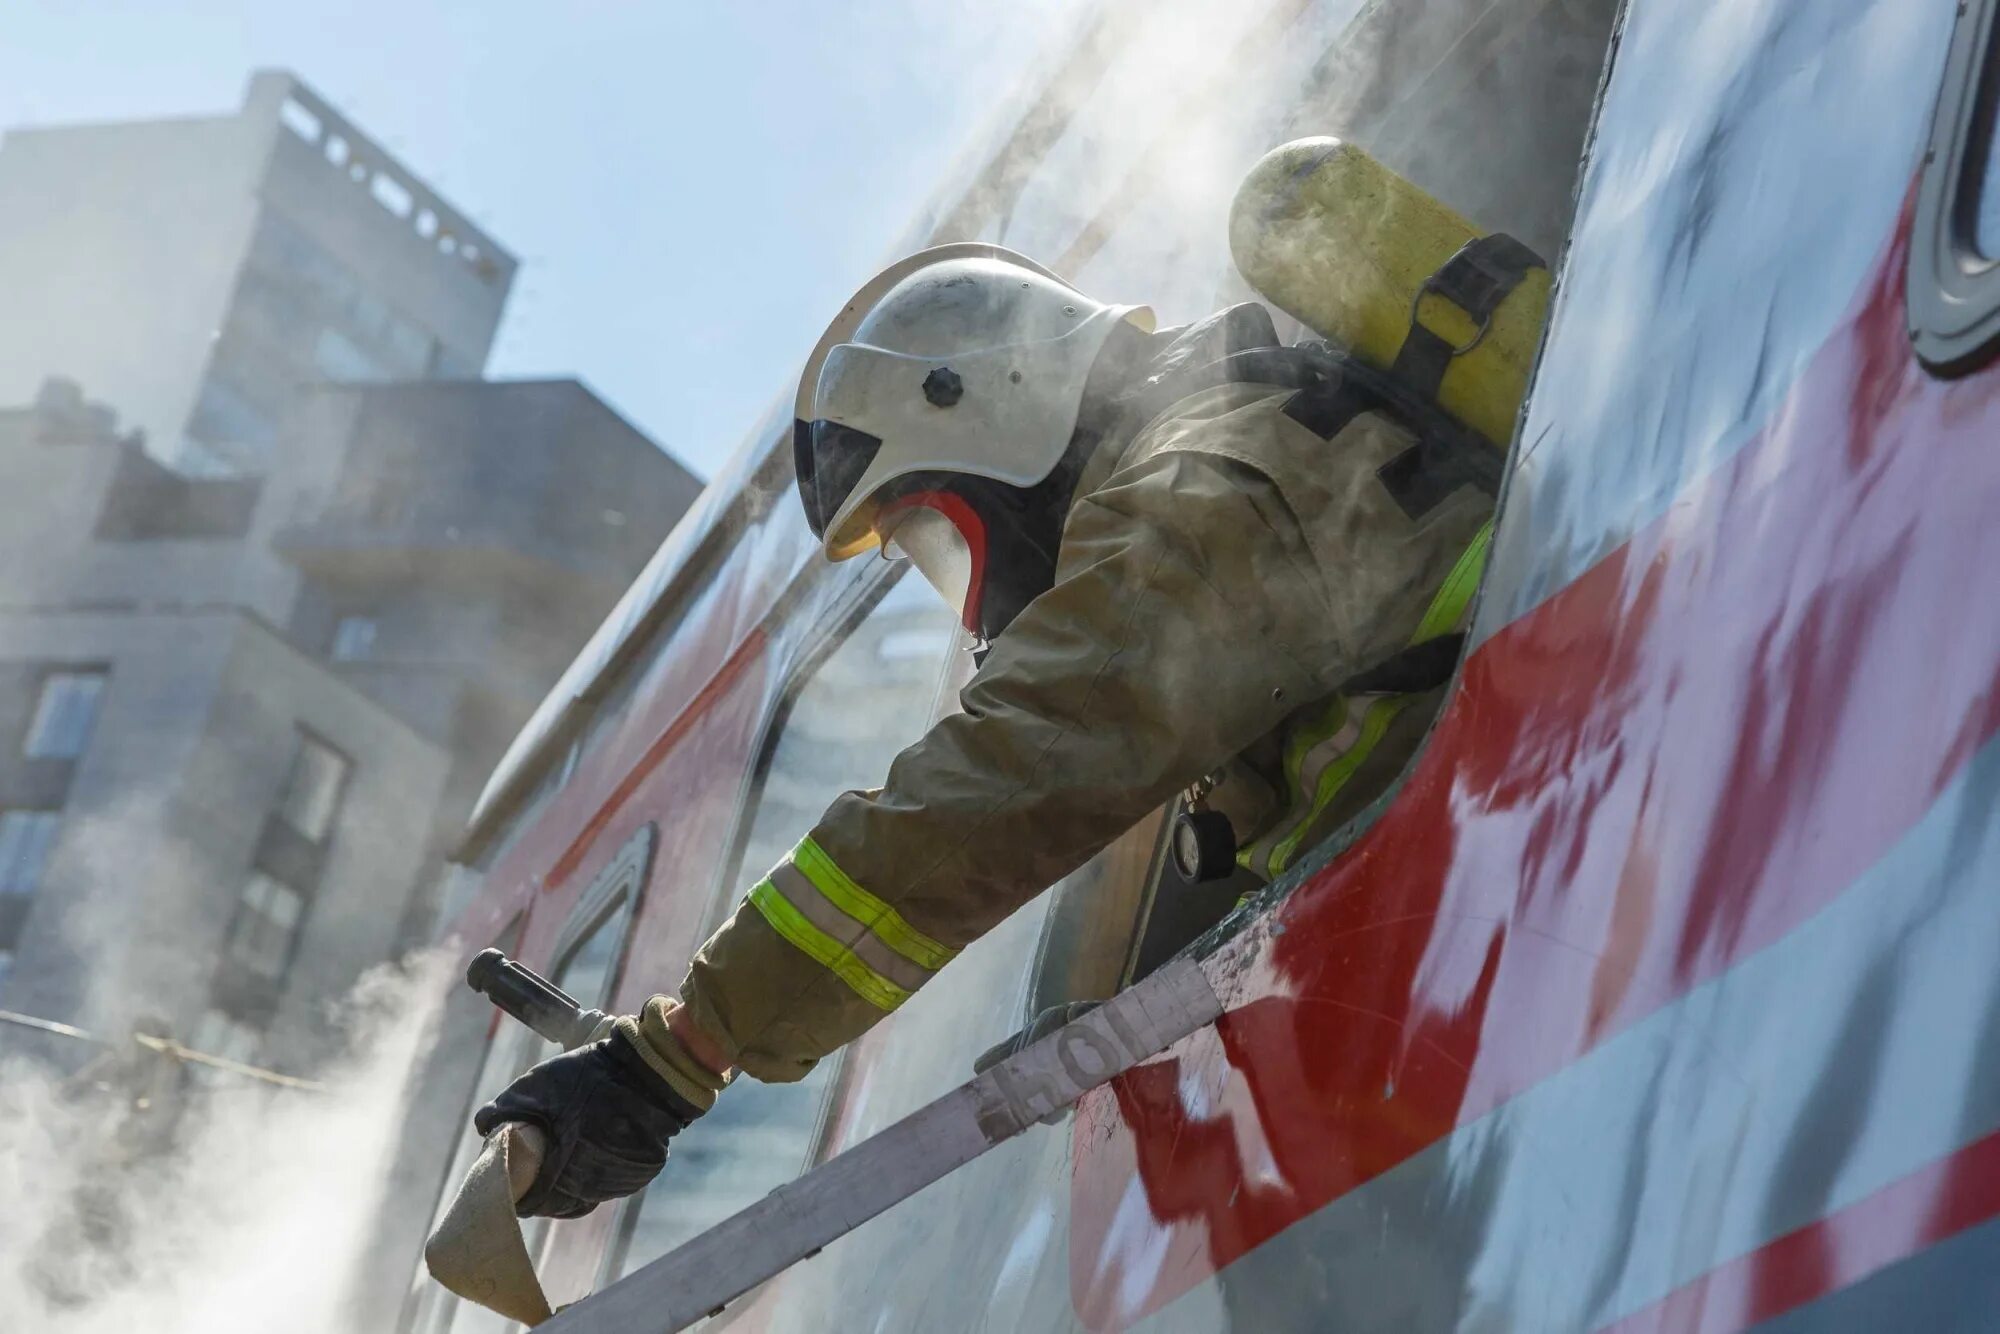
[665,371,1493,1086]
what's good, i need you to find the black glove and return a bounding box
[474,1031,703,1219]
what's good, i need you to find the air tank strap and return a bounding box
[1108,324,1510,518]
[1392,232,1546,401]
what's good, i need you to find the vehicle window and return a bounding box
[1025,806,1187,1010]
[400,915,528,1334]
[413,1019,543,1334]
[421,883,636,1334]
[1032,0,1631,1009]
[1911,0,2000,374]
[512,891,639,1292]
[800,803,1168,1165]
[606,570,958,1282]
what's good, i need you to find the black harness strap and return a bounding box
[1391,233,1545,401]
[1279,373,1381,442]
[1377,443,1478,521]
[1115,303,1521,524]
[1278,345,1504,519]
[1110,329,1496,718]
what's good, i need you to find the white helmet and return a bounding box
[794,244,1152,635]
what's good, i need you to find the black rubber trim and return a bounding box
[1909,0,2000,377]
[1338,633,1465,696]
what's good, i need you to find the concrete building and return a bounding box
[0,373,697,1074]
[0,69,514,476]
[274,378,703,952]
[0,70,702,1077]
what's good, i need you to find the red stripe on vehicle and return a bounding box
[545,628,767,889]
[1072,192,2000,1322]
[1595,1131,2000,1333]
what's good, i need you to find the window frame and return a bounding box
[0,808,61,897]
[223,867,310,981]
[1910,0,2000,375]
[693,563,960,947]
[274,728,352,844]
[399,913,527,1334]
[597,561,964,1286]
[517,824,652,1277]
[330,613,379,663]
[410,823,651,1334]
[544,821,652,1012]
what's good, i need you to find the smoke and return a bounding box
[0,5,1634,1331]
[0,950,451,1334]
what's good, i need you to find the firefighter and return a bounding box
[474,144,1547,1220]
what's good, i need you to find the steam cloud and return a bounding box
[0,952,451,1333]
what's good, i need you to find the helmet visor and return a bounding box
[794,417,885,555]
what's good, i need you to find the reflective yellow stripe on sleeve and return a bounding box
[1412,519,1494,643]
[747,837,960,1013]
[1265,693,1420,874]
[791,837,957,972]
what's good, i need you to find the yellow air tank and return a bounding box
[1229,137,1551,448]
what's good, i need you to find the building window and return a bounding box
[0,811,60,895]
[189,1007,264,1066]
[278,97,323,144]
[312,326,394,384]
[247,214,436,381]
[329,615,377,662]
[226,870,306,980]
[361,477,411,528]
[185,377,277,460]
[170,436,244,480]
[24,670,105,760]
[275,733,348,842]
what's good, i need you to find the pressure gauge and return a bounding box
[1171,808,1238,884]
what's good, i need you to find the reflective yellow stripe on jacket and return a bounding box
[1239,519,1493,880]
[748,836,959,1012]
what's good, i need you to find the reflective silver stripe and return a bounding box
[767,861,936,995]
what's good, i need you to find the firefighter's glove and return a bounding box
[474,1029,703,1220]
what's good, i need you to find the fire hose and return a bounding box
[426,948,1221,1331]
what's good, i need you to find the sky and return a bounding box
[0,0,1078,479]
